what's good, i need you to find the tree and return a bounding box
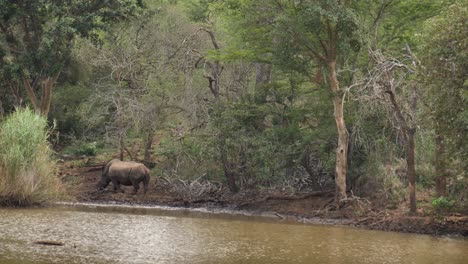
[216,0,361,201]
[365,0,453,50]
[185,0,240,191]
[353,0,453,212]
[364,46,420,213]
[418,2,467,197]
[0,0,142,117]
[78,4,193,163]
[184,0,227,99]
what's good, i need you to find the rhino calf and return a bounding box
[98,159,150,194]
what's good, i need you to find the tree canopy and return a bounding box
[0,0,466,213]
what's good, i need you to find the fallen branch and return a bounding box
[86,166,105,172]
[354,217,372,225]
[312,198,336,216]
[369,218,389,227]
[85,162,106,167]
[274,212,285,220]
[34,240,64,246]
[263,191,333,202]
[190,198,223,204]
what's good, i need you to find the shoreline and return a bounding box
[55,197,468,238]
[55,200,355,226]
[57,163,468,238]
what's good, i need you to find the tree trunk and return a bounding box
[23,78,39,113]
[328,60,348,202]
[119,133,125,161]
[220,143,239,193]
[255,63,272,89]
[208,64,222,98]
[201,28,223,99]
[144,131,154,163]
[407,129,416,213]
[225,170,239,193]
[39,77,53,117]
[435,129,447,197]
[22,72,60,117]
[0,98,4,117]
[8,81,22,107]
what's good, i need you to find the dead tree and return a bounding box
[363,45,419,213]
[190,28,225,99]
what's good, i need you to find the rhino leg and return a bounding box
[132,180,140,195]
[112,178,124,193]
[143,175,149,194]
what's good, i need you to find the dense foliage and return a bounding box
[0,0,466,211]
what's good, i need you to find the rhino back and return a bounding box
[109,161,147,185]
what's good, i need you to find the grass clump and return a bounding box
[431,196,455,214]
[0,108,64,206]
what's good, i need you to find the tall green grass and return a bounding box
[0,108,63,206]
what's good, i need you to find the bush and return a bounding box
[0,108,64,206]
[431,196,455,213]
[62,140,102,157]
[77,142,98,156]
[355,152,407,208]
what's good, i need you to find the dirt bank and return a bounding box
[60,162,468,237]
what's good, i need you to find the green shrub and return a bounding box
[355,152,407,208]
[431,196,455,213]
[77,142,98,156]
[0,108,64,206]
[62,141,101,156]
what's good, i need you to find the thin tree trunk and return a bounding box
[144,131,154,163]
[8,81,22,107]
[435,129,447,197]
[200,28,223,99]
[220,143,239,193]
[224,168,239,193]
[22,72,60,117]
[407,129,416,213]
[40,81,52,117]
[41,72,61,117]
[124,146,134,161]
[23,78,39,113]
[328,60,348,202]
[0,98,4,117]
[213,64,222,98]
[407,82,418,213]
[39,79,52,117]
[255,63,272,89]
[119,133,125,161]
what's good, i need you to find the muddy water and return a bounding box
[0,204,467,264]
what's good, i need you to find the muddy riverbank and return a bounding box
[60,164,468,237]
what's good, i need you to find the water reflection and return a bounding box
[0,205,466,264]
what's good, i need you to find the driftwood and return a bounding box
[354,217,372,225]
[190,198,223,204]
[238,191,332,208]
[274,212,286,220]
[34,240,64,246]
[261,191,333,202]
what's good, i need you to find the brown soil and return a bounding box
[60,162,468,237]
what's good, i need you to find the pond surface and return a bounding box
[0,203,467,264]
